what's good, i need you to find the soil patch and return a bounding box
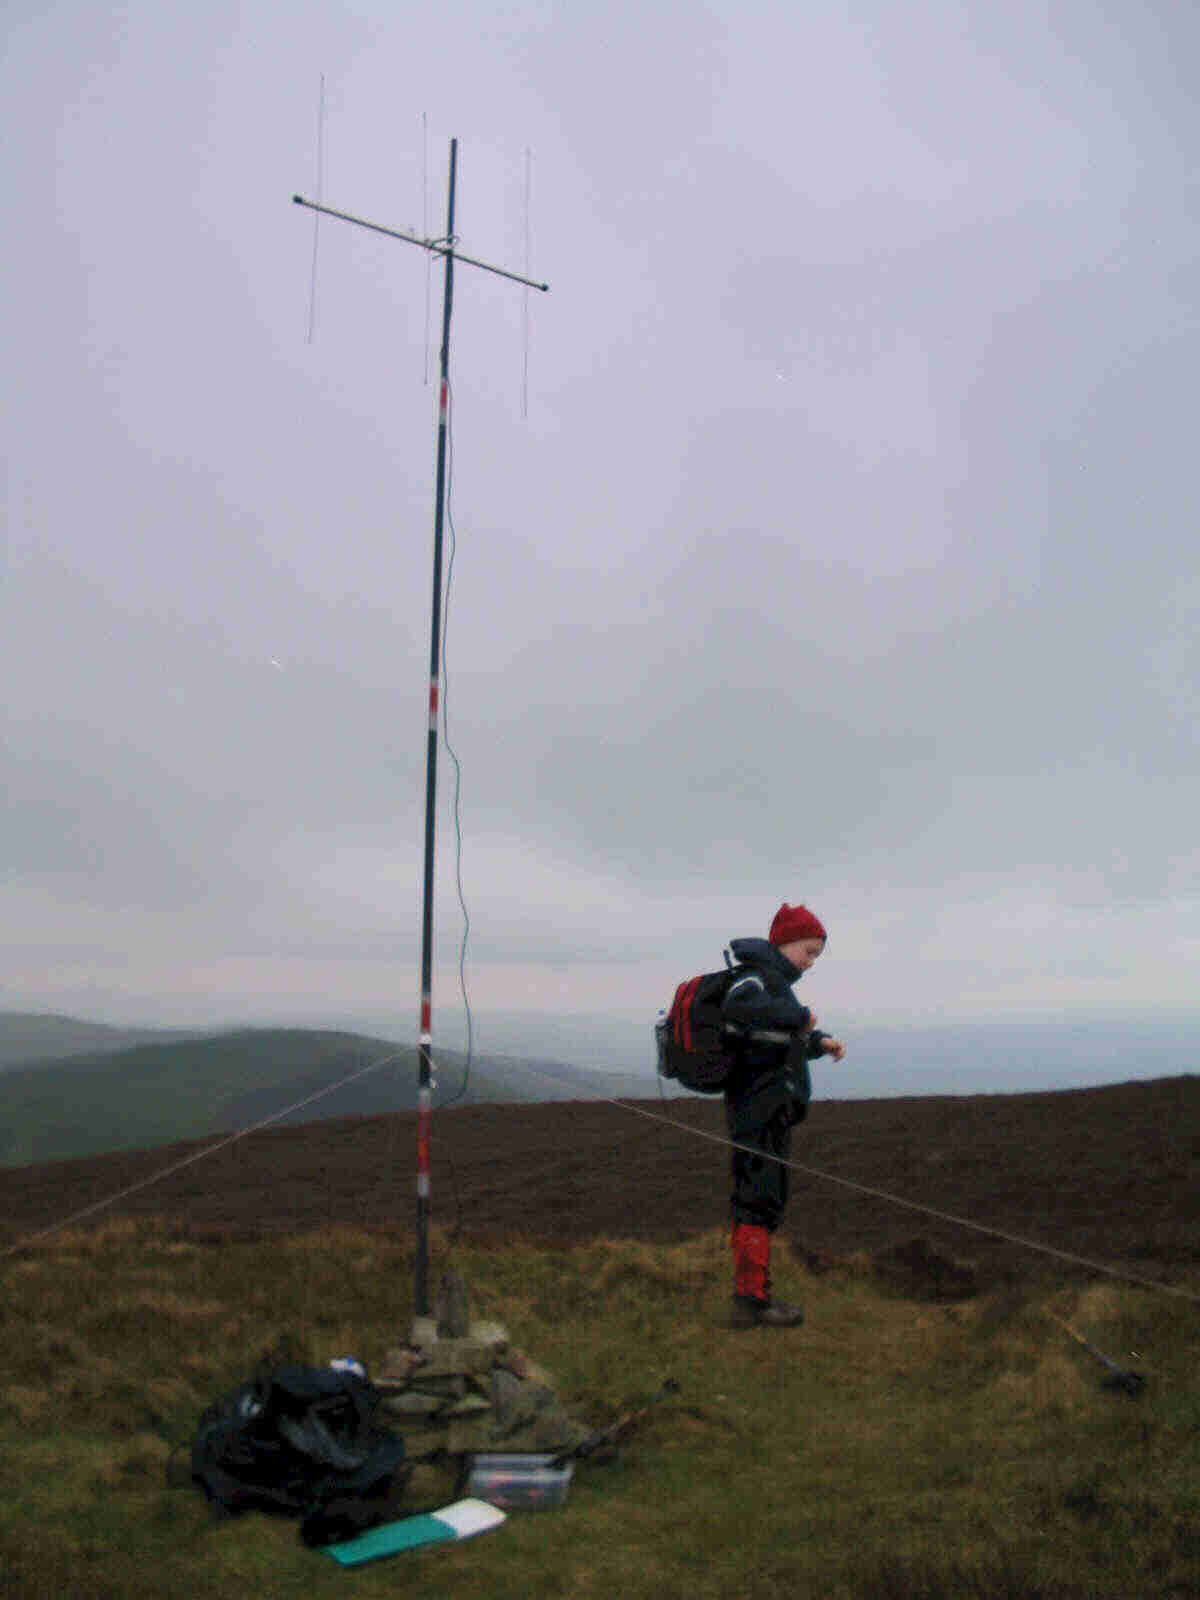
[2,1078,1197,1290]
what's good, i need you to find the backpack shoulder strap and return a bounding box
[720,968,767,1028]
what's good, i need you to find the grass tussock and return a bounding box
[0,1219,1197,1599]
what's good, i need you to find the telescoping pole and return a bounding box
[415,138,458,1319]
[292,141,547,1322]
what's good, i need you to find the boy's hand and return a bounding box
[821,1036,846,1061]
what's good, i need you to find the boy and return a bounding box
[722,903,845,1329]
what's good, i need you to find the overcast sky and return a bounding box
[3,1,1197,1054]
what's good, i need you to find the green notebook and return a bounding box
[322,1498,507,1566]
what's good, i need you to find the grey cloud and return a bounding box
[3,0,1197,1029]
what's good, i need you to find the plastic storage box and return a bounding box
[465,1452,574,1510]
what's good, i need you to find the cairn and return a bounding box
[374,1270,589,1462]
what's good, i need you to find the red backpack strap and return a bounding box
[670,977,702,1051]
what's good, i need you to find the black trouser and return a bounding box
[725,1064,795,1232]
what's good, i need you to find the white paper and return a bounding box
[432,1498,508,1540]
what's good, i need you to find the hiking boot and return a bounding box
[730,1295,804,1330]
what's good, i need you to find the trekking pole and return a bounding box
[1047,1313,1146,1397]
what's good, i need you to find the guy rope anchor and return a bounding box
[1048,1313,1147,1398]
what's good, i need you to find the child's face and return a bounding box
[781,937,825,972]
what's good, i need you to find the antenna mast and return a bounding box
[293,139,548,1318]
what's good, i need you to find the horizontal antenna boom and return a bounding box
[292,194,549,291]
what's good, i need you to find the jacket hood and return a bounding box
[728,937,801,982]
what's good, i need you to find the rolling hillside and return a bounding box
[0,1011,202,1071]
[0,1025,655,1169]
[0,1030,401,1167]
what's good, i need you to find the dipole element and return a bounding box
[292,139,547,1320]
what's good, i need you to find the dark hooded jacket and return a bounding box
[720,937,829,1124]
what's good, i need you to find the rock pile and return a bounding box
[373,1273,589,1462]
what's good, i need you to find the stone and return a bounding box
[381,1390,448,1416]
[467,1319,509,1350]
[489,1369,557,1436]
[521,1383,560,1420]
[470,1411,588,1455]
[369,1314,584,1474]
[406,1369,467,1395]
[376,1347,427,1387]
[435,1270,471,1338]
[414,1338,497,1379]
[497,1348,530,1379]
[488,1367,529,1432]
[497,1348,555,1387]
[446,1416,502,1455]
[443,1392,492,1418]
[409,1316,439,1348]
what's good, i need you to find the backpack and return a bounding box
[190,1364,409,1546]
[655,956,743,1094]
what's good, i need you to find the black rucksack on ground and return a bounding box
[655,957,742,1094]
[190,1364,408,1546]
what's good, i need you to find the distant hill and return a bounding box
[0,1025,658,1169]
[0,1012,203,1071]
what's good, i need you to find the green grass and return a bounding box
[1,1222,1197,1598]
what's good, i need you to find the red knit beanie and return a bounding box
[769,903,827,947]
